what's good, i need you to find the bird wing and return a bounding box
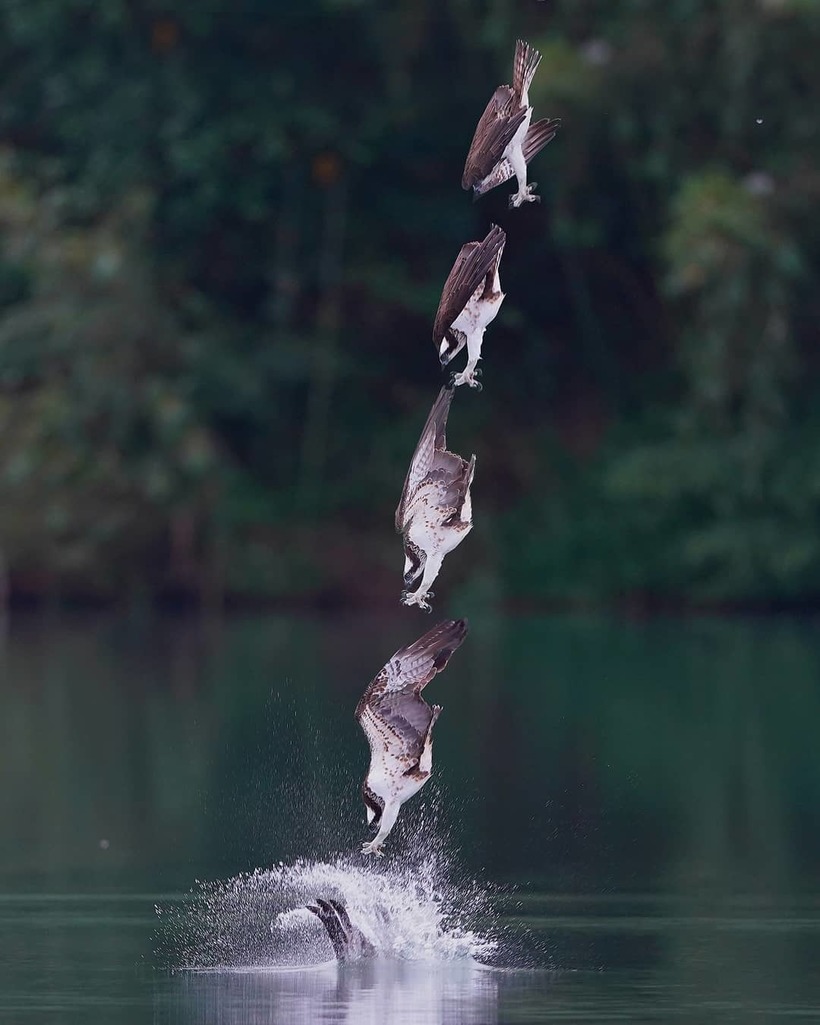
[432,225,506,346]
[361,618,468,701]
[395,386,455,532]
[473,118,561,194]
[441,453,476,525]
[522,117,561,164]
[462,86,527,190]
[359,689,434,766]
[356,619,468,761]
[306,899,349,960]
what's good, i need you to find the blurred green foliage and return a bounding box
[1,0,819,607]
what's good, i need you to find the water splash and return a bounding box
[157,847,498,970]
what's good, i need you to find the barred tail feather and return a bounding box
[513,39,542,99]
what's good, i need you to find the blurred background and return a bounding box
[2,0,819,613]
[5,8,820,1019]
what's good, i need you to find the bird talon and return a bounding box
[474,380,483,392]
[447,371,458,389]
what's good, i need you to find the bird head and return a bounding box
[403,540,426,589]
[438,329,466,368]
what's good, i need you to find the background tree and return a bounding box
[1,0,819,608]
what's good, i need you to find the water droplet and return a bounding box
[756,118,764,125]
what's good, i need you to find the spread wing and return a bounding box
[355,619,468,759]
[523,117,561,163]
[462,86,527,190]
[395,386,456,532]
[432,224,506,346]
[472,119,561,195]
[306,900,349,961]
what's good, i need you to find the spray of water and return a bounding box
[158,855,497,969]
[157,797,501,971]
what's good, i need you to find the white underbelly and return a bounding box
[503,106,532,160]
[370,759,430,804]
[454,291,503,336]
[407,515,467,556]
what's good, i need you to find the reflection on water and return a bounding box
[3,611,820,1022]
[4,610,820,895]
[159,962,498,1025]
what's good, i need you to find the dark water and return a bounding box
[2,611,820,1022]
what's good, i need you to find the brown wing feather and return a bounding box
[462,87,527,190]
[442,454,476,525]
[473,119,561,195]
[432,241,478,344]
[355,619,468,761]
[395,387,454,533]
[432,224,506,346]
[356,619,468,715]
[522,117,561,163]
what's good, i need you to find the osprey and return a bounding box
[396,386,475,611]
[434,223,506,389]
[462,39,560,208]
[356,618,468,855]
[306,898,374,961]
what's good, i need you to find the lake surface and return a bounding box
[1,611,820,1022]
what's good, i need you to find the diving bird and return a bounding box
[462,38,560,208]
[396,386,475,611]
[306,898,374,961]
[356,618,468,856]
[434,223,506,389]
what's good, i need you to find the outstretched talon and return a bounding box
[508,183,541,209]
[401,590,432,612]
[361,840,385,857]
[453,368,483,389]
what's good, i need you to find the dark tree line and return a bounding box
[0,0,819,608]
